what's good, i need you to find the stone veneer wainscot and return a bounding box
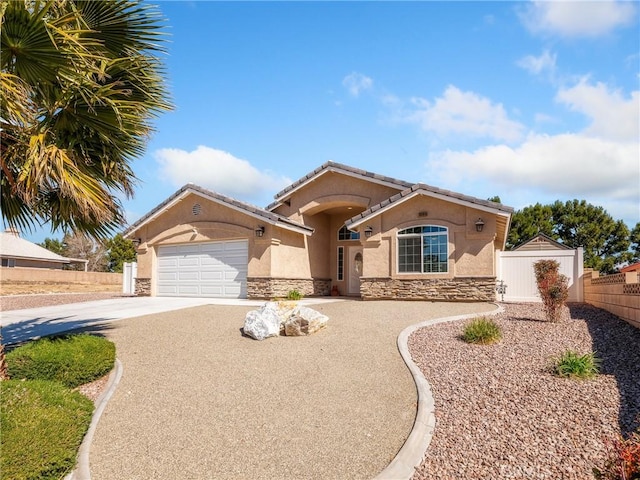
[247,277,331,298]
[360,277,496,301]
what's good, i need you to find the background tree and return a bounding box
[105,234,137,273]
[507,200,631,274]
[551,200,630,273]
[63,232,108,272]
[506,203,555,249]
[1,0,171,239]
[629,222,640,264]
[39,237,66,256]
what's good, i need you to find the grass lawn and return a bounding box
[1,334,116,479]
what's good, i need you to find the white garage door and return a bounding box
[157,240,248,298]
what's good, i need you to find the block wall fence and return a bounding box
[0,267,122,285]
[583,269,640,329]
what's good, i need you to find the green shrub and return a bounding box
[7,334,115,388]
[462,317,502,345]
[0,380,94,480]
[552,349,600,379]
[286,289,303,301]
[533,259,569,322]
[593,428,640,480]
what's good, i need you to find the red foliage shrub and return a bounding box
[533,259,569,322]
[593,430,640,480]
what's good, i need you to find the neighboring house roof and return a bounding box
[267,160,413,211]
[124,184,315,238]
[0,231,71,264]
[620,262,640,273]
[513,233,572,251]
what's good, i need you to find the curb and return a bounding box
[373,304,505,480]
[67,358,123,480]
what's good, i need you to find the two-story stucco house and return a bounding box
[125,161,513,301]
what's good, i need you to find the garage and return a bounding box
[157,240,248,298]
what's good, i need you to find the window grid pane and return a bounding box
[398,226,448,274]
[338,225,360,241]
[337,247,344,280]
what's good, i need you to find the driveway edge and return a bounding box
[373,303,504,480]
[67,358,124,480]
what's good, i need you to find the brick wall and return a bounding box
[247,277,331,299]
[360,277,496,301]
[584,269,640,329]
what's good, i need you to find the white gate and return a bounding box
[497,248,583,303]
[122,262,137,295]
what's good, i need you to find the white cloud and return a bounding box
[431,133,638,199]
[342,72,373,97]
[154,146,291,202]
[520,0,637,37]
[406,85,525,143]
[517,50,557,76]
[428,133,639,224]
[556,79,640,142]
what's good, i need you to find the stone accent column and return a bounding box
[135,278,151,297]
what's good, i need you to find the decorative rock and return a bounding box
[242,302,282,340]
[243,302,329,339]
[283,306,329,336]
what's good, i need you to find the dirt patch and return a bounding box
[0,292,123,311]
[1,281,121,296]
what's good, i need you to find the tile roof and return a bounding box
[345,182,513,228]
[0,231,71,263]
[267,161,413,210]
[124,184,314,237]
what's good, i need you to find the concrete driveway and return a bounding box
[0,297,338,345]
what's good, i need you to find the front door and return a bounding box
[348,247,363,296]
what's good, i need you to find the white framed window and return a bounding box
[337,246,344,281]
[338,225,359,241]
[397,226,448,273]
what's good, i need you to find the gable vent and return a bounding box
[192,203,202,216]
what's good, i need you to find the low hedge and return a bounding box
[6,334,115,388]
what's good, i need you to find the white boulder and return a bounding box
[242,302,282,340]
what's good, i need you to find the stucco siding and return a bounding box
[282,172,401,216]
[270,229,310,278]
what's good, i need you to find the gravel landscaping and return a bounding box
[0,293,122,312]
[409,302,640,480]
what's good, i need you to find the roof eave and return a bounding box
[125,186,312,238]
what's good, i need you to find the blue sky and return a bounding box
[23,0,640,243]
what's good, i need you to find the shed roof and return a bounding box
[513,233,572,251]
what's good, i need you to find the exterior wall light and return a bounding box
[255,226,265,237]
[132,238,142,247]
[364,226,373,238]
[475,218,485,232]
